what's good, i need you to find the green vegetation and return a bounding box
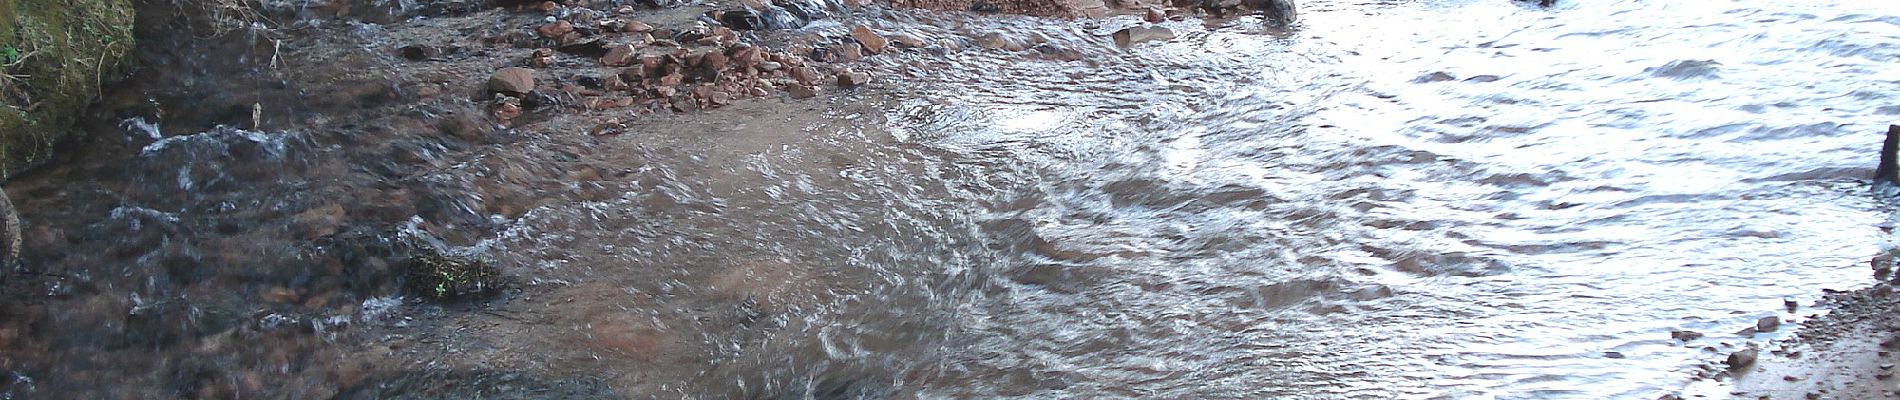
[0,0,134,181]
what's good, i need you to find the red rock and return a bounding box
[1145,7,1166,23]
[836,71,871,87]
[839,43,864,61]
[727,45,762,66]
[712,27,737,43]
[851,25,889,54]
[537,1,559,12]
[701,51,729,71]
[658,73,685,86]
[791,66,823,85]
[623,20,653,32]
[653,86,677,98]
[786,84,819,99]
[538,20,574,39]
[602,44,638,67]
[487,67,536,94]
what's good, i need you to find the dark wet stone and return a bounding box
[1671,330,1704,341]
[1758,316,1782,332]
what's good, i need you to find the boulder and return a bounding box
[487,67,537,94]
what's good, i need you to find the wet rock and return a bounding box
[402,240,506,300]
[537,20,575,39]
[1414,71,1458,83]
[852,25,890,54]
[837,71,871,87]
[1671,330,1704,341]
[602,44,638,67]
[487,67,537,94]
[1727,348,1759,370]
[1243,0,1297,27]
[293,204,348,239]
[1758,316,1781,332]
[786,84,819,99]
[1604,351,1626,359]
[1113,25,1175,47]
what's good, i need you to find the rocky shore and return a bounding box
[1672,251,1900,399]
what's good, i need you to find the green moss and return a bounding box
[0,0,134,181]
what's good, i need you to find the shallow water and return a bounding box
[665,0,1900,397]
[6,0,1900,398]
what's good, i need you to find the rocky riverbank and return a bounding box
[1672,250,1900,399]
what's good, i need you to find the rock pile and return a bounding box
[465,2,906,123]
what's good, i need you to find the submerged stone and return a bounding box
[402,239,506,300]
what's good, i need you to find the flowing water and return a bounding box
[6,0,1900,398]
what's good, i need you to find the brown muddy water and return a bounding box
[3,0,1900,399]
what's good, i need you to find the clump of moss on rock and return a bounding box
[0,0,135,180]
[402,239,507,300]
